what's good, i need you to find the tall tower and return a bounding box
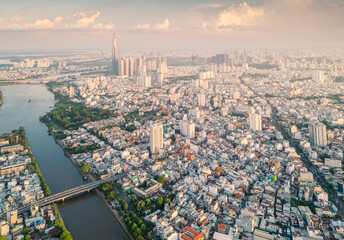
[112,32,119,75]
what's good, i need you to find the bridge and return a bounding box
[1,173,126,217]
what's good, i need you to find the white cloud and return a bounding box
[216,2,264,30]
[0,11,114,31]
[8,16,21,23]
[69,11,100,28]
[93,23,115,30]
[54,16,63,24]
[137,23,151,29]
[155,19,170,30]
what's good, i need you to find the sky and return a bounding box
[0,0,344,52]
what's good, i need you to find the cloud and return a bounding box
[33,18,54,28]
[155,19,170,30]
[137,23,151,29]
[0,11,114,31]
[0,18,2,22]
[54,16,63,24]
[136,19,170,31]
[8,16,21,23]
[216,2,264,30]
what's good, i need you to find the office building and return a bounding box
[150,123,164,154]
[309,122,327,146]
[250,114,262,131]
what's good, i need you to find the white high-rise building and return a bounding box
[249,114,262,131]
[198,94,206,107]
[312,70,324,83]
[309,122,327,146]
[137,76,151,88]
[150,123,164,154]
[180,120,195,138]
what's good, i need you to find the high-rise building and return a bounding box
[112,33,119,75]
[180,120,195,138]
[150,123,164,154]
[312,70,324,83]
[118,59,125,76]
[124,58,129,76]
[0,221,9,236]
[309,122,327,146]
[129,58,135,77]
[7,210,17,225]
[69,86,75,98]
[198,94,206,107]
[249,114,262,131]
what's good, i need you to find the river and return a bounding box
[0,84,129,240]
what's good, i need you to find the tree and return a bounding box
[22,227,31,235]
[157,196,164,205]
[0,236,7,240]
[60,230,73,240]
[54,220,64,229]
[24,235,31,240]
[83,164,91,174]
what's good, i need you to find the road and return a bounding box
[240,76,344,218]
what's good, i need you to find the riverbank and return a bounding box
[25,129,73,240]
[0,89,3,106]
[50,130,134,240]
[0,128,72,240]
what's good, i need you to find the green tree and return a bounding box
[54,220,64,229]
[0,236,7,240]
[24,235,31,240]
[22,227,31,235]
[60,230,73,240]
[82,164,91,173]
[157,196,164,205]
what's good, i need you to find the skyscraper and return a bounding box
[249,114,262,131]
[150,123,164,154]
[112,33,119,75]
[309,122,327,146]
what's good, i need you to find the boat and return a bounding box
[28,99,31,103]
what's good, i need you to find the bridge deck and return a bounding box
[1,173,126,217]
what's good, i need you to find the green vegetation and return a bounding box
[249,63,278,70]
[8,128,52,196]
[322,120,335,131]
[0,236,6,240]
[40,87,116,130]
[335,76,344,83]
[64,143,100,154]
[99,181,120,202]
[290,77,312,83]
[166,75,197,82]
[123,212,153,240]
[290,199,316,214]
